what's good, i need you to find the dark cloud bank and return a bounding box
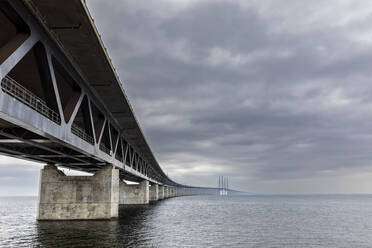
[3,0,372,194]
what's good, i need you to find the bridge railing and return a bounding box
[71,123,94,145]
[1,75,61,124]
[99,143,112,155]
[115,152,123,162]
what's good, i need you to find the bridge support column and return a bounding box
[167,187,171,198]
[164,186,169,198]
[119,180,149,204]
[37,164,119,220]
[169,187,173,197]
[166,187,170,198]
[149,184,158,201]
[158,185,165,200]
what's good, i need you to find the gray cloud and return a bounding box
[82,0,372,193]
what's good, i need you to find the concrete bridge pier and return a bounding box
[176,188,182,197]
[119,180,149,205]
[170,187,175,197]
[37,164,119,220]
[158,185,165,200]
[169,187,173,197]
[169,187,174,197]
[177,188,183,196]
[149,184,159,202]
[164,186,169,198]
[166,187,171,198]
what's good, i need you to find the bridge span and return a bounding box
[0,0,224,220]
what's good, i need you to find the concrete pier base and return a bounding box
[158,185,165,200]
[164,186,169,198]
[120,180,149,204]
[179,188,184,196]
[37,164,119,220]
[149,184,159,201]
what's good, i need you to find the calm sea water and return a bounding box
[1,195,372,247]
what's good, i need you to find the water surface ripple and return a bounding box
[1,195,372,247]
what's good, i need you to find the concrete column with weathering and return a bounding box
[119,180,149,204]
[158,185,165,200]
[37,164,119,220]
[169,187,173,197]
[164,186,169,198]
[149,184,159,201]
[166,187,171,198]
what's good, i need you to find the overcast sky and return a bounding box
[3,0,372,195]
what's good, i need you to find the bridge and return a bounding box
[0,0,231,220]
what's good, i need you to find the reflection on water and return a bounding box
[37,204,160,248]
[2,195,372,247]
